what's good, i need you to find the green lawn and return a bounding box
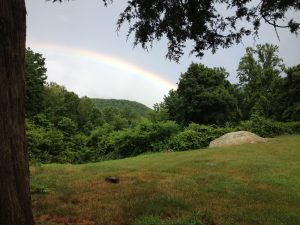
[31,135,300,225]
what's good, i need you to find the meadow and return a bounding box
[31,135,300,225]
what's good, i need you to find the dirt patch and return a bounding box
[36,214,95,225]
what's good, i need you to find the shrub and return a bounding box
[87,124,114,155]
[284,121,300,134]
[109,120,180,157]
[57,116,77,136]
[26,119,72,163]
[168,123,233,151]
[239,116,286,137]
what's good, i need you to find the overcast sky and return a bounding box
[26,0,300,108]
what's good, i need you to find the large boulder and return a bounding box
[209,131,266,148]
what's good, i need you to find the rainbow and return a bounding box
[27,42,177,91]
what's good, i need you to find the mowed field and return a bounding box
[30,135,300,225]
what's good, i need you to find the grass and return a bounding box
[30,135,300,225]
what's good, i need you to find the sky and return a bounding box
[26,0,300,108]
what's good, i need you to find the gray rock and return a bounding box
[209,131,267,148]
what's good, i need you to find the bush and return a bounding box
[284,121,300,134]
[239,116,286,137]
[109,120,180,157]
[168,123,233,151]
[87,124,115,155]
[26,119,76,163]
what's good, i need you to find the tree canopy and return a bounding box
[51,0,299,61]
[237,43,284,118]
[163,63,240,125]
[25,48,47,117]
[280,64,300,121]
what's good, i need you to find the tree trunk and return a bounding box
[0,0,35,224]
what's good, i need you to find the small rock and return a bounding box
[105,176,120,184]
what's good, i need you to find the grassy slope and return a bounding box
[31,135,300,225]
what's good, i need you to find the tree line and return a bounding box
[25,44,300,164]
[160,44,300,124]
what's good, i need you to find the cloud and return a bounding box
[33,45,173,108]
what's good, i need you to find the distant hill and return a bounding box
[91,98,152,116]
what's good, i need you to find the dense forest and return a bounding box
[25,44,300,164]
[91,98,151,116]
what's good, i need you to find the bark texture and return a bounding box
[0,0,35,224]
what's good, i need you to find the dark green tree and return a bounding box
[146,103,169,122]
[90,107,105,127]
[120,107,140,125]
[116,0,300,61]
[281,64,300,121]
[237,43,284,118]
[25,48,47,117]
[57,116,78,137]
[163,90,182,123]
[43,82,67,124]
[77,97,95,132]
[63,90,81,122]
[50,0,300,61]
[163,63,240,125]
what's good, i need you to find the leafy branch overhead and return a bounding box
[51,0,299,61]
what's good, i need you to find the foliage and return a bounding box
[77,97,96,132]
[116,0,300,61]
[57,117,77,137]
[25,47,47,117]
[163,63,240,125]
[87,124,115,158]
[91,98,151,116]
[25,48,300,164]
[169,123,233,151]
[50,1,299,61]
[43,83,68,124]
[239,116,300,137]
[239,115,286,137]
[108,120,180,157]
[280,64,300,121]
[26,119,66,163]
[102,107,132,130]
[88,120,179,160]
[237,43,284,119]
[146,103,170,122]
[285,121,300,133]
